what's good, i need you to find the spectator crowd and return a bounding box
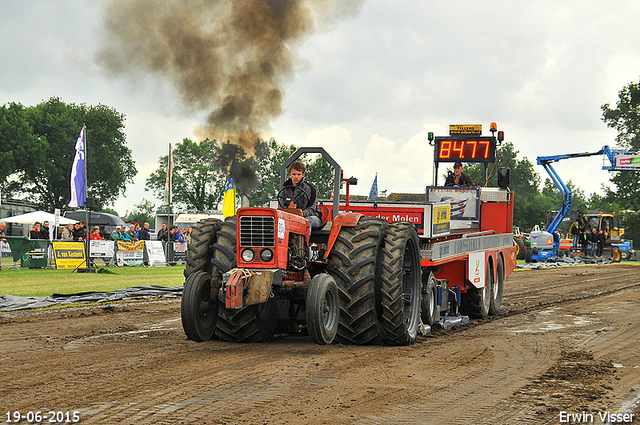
[10,221,195,244]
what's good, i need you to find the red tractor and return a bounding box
[182,136,517,345]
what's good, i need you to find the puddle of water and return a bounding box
[64,318,181,350]
[509,315,593,335]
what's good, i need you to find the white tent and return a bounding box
[3,211,78,226]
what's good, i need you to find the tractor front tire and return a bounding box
[182,218,223,341]
[306,273,339,345]
[327,216,388,345]
[379,222,422,345]
[181,271,217,341]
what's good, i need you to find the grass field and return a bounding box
[0,259,186,297]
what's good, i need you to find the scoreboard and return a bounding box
[434,137,497,163]
[429,123,502,164]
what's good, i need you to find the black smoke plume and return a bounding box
[97,0,363,153]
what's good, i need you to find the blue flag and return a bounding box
[368,174,378,201]
[69,127,86,207]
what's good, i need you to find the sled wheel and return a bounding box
[461,258,492,319]
[489,255,504,315]
[327,216,388,345]
[379,222,422,345]
[421,271,439,327]
[306,273,339,345]
[181,271,217,341]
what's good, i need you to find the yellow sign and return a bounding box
[52,241,86,270]
[432,204,451,234]
[116,240,145,252]
[449,124,482,135]
[116,241,145,266]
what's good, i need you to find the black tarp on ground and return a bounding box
[517,255,613,269]
[0,285,183,312]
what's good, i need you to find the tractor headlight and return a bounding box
[260,248,274,262]
[241,248,255,262]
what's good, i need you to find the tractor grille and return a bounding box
[239,216,276,247]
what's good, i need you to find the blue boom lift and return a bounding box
[528,145,639,262]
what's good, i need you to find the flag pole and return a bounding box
[168,143,172,227]
[84,125,92,273]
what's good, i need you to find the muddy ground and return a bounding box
[1,263,640,424]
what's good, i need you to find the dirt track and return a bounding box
[2,263,640,424]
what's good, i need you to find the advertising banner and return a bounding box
[1,241,11,257]
[90,240,115,258]
[145,241,167,267]
[52,241,86,270]
[427,187,479,220]
[172,242,187,264]
[615,154,640,169]
[116,241,145,266]
[21,240,48,268]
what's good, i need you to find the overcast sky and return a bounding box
[2,0,639,215]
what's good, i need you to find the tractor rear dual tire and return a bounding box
[378,222,422,345]
[327,216,388,345]
[184,218,222,278]
[214,219,279,343]
[216,293,279,343]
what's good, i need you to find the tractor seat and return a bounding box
[318,205,330,228]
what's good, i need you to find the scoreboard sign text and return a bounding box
[435,137,496,163]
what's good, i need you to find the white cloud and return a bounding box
[3,0,640,216]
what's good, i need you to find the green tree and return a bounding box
[462,142,552,230]
[146,138,337,211]
[601,79,640,210]
[249,138,298,207]
[124,198,156,224]
[146,138,223,211]
[0,102,47,197]
[621,213,640,247]
[304,153,336,199]
[2,97,136,210]
[587,190,623,214]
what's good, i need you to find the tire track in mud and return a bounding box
[352,318,561,424]
[2,265,640,424]
[500,268,640,317]
[79,341,349,424]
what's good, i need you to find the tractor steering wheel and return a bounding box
[277,186,310,211]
